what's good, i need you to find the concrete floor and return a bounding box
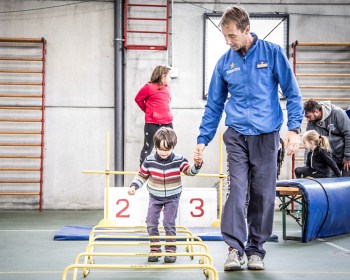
[0,210,349,280]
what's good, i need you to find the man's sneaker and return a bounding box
[148,248,161,262]
[247,255,264,270]
[164,250,177,263]
[224,249,245,271]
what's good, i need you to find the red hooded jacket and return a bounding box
[135,82,173,124]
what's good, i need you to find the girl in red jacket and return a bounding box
[135,65,173,165]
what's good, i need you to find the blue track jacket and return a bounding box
[198,34,304,145]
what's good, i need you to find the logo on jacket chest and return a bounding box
[226,62,240,74]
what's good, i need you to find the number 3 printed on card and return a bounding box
[190,198,204,217]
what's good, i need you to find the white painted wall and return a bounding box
[0,0,349,209]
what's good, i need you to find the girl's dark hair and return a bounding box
[150,65,171,87]
[219,5,250,32]
[153,127,177,150]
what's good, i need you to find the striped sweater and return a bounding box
[130,152,200,198]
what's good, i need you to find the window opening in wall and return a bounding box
[203,13,289,99]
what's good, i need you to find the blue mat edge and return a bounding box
[53,226,278,242]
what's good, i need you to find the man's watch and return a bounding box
[289,128,301,134]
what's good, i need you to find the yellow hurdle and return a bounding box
[62,263,219,280]
[61,131,222,280]
[73,251,215,280]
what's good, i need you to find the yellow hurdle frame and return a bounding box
[61,131,221,280]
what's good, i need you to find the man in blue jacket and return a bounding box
[194,5,304,271]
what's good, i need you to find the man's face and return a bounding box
[221,21,250,51]
[305,109,322,122]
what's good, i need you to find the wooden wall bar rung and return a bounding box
[0,106,41,110]
[296,61,350,65]
[0,69,43,73]
[0,167,40,171]
[300,85,350,89]
[0,192,40,195]
[302,97,350,101]
[0,82,42,86]
[0,131,42,134]
[292,41,350,47]
[0,179,40,183]
[0,155,41,159]
[0,57,43,61]
[0,94,42,98]
[0,143,41,146]
[0,37,44,43]
[0,118,42,122]
[296,73,350,77]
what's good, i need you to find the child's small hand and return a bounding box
[128,186,136,195]
[195,160,203,170]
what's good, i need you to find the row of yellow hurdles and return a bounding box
[61,224,219,280]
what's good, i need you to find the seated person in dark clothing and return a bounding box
[295,130,341,178]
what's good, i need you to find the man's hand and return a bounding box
[194,144,205,165]
[343,159,350,172]
[128,186,136,195]
[285,131,301,156]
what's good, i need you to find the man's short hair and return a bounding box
[304,99,321,113]
[219,5,250,32]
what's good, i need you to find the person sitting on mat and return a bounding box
[295,130,341,178]
[128,127,203,263]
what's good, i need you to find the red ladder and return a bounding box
[124,0,169,50]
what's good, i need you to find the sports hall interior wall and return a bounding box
[0,0,349,209]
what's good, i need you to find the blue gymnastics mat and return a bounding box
[53,226,278,242]
[277,177,350,242]
[53,226,223,241]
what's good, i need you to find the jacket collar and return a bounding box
[155,152,175,163]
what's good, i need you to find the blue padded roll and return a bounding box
[277,177,350,242]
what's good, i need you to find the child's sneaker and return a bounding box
[164,250,177,263]
[148,248,161,262]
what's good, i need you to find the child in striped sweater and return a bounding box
[128,127,203,263]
